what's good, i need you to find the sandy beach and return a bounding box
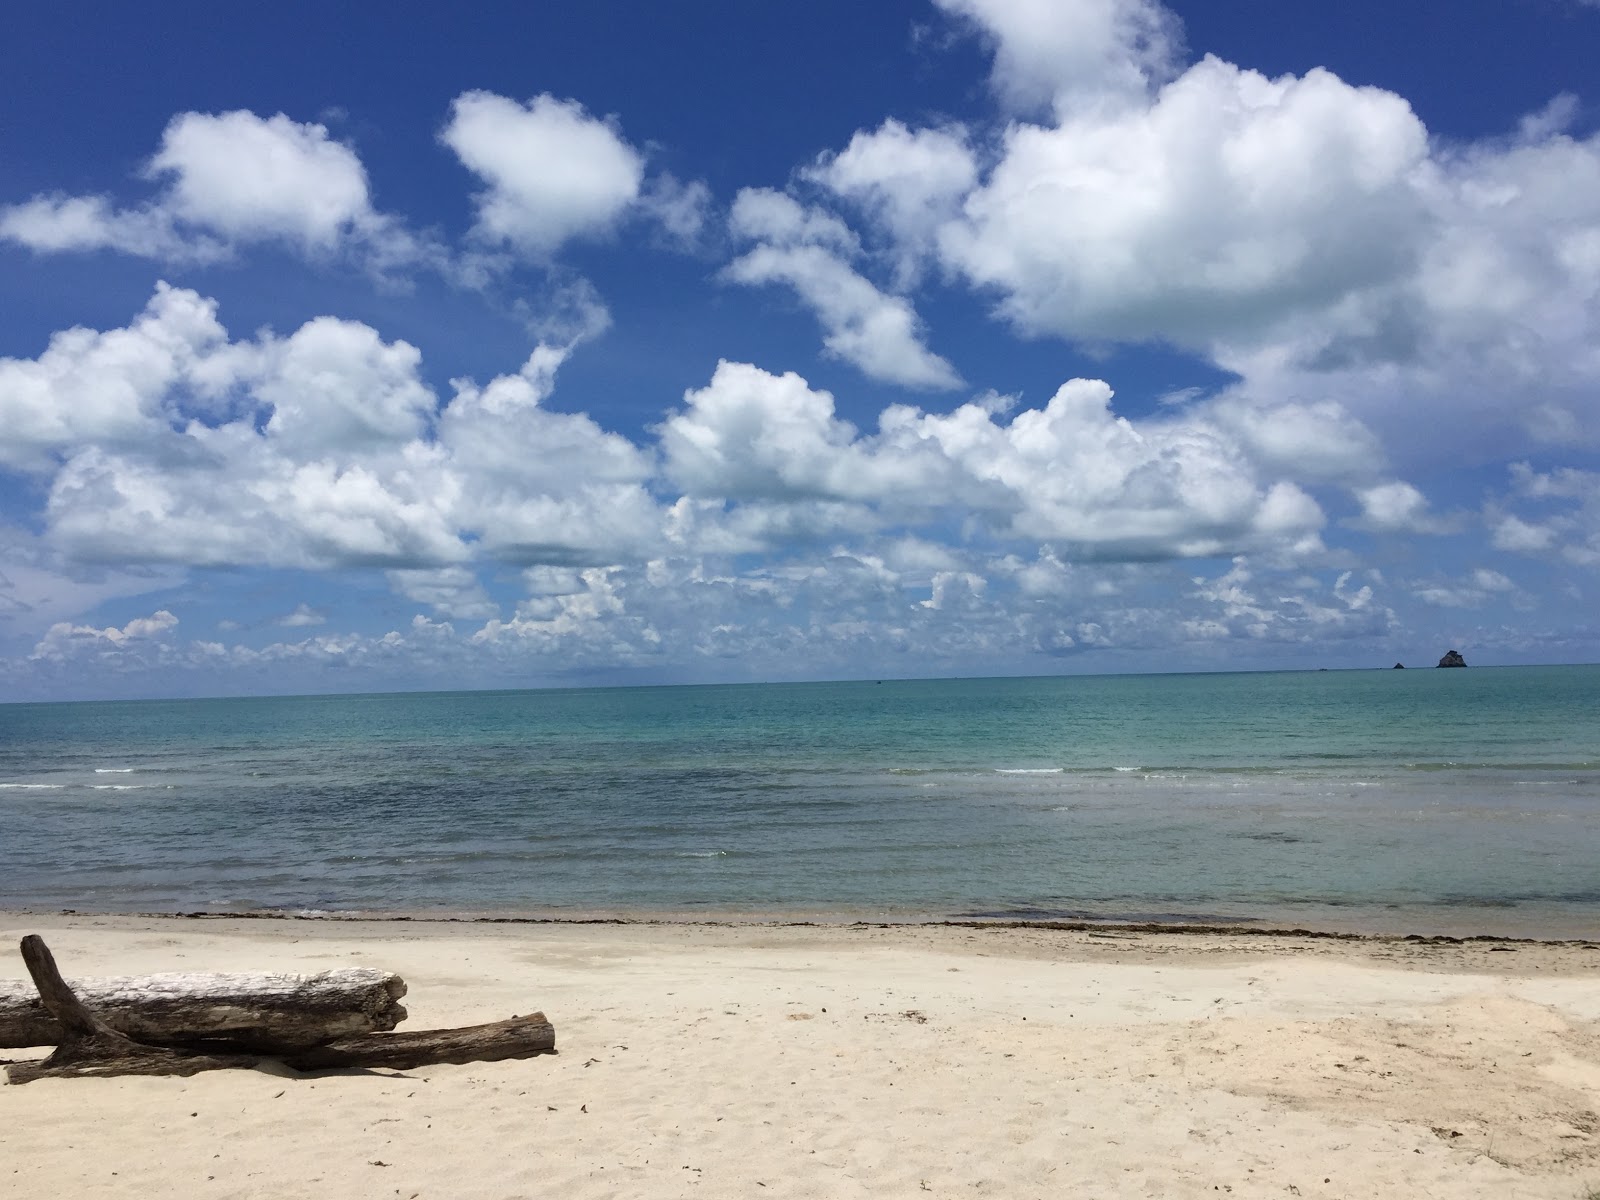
[1,914,1597,1199]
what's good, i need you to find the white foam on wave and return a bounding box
[1112,766,1140,772]
[94,768,135,774]
[675,850,728,858]
[0,783,65,789]
[90,784,157,790]
[995,768,1063,775]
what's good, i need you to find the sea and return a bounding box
[1,666,1597,937]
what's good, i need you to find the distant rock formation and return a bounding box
[1437,650,1467,668]
[1393,662,1405,669]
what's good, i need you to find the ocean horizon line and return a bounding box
[7,657,1597,710]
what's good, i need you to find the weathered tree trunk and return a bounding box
[282,1013,555,1070]
[6,935,256,1085]
[3,936,556,1084]
[0,966,408,1050]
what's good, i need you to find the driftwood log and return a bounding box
[281,1014,556,1071]
[0,967,407,1050]
[3,935,555,1084]
[7,936,257,1085]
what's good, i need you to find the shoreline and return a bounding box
[6,903,1599,946]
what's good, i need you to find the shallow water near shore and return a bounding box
[2,666,1597,937]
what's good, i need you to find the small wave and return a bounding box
[1112,766,1140,773]
[995,768,1063,775]
[675,850,729,858]
[0,783,65,789]
[90,784,157,790]
[94,768,135,774]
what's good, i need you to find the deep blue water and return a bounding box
[1,667,1597,935]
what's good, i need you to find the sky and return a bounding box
[2,0,1599,700]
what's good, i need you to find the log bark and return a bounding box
[0,966,407,1050]
[3,936,555,1084]
[6,935,255,1084]
[281,1013,555,1071]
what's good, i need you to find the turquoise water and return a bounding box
[1,667,1597,935]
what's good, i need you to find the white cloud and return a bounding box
[31,609,178,661]
[1488,463,1600,566]
[275,603,326,627]
[9,285,1356,592]
[1473,568,1516,593]
[639,172,714,248]
[148,111,373,249]
[256,318,436,454]
[939,57,1430,347]
[440,348,661,565]
[1352,481,1453,534]
[442,91,644,256]
[724,245,964,390]
[794,9,1600,473]
[1185,560,1394,644]
[1207,395,1384,485]
[386,566,499,620]
[659,361,885,502]
[1,111,425,271]
[1412,568,1523,611]
[662,361,1329,561]
[1491,513,1562,554]
[724,189,962,390]
[728,188,859,255]
[808,120,977,286]
[933,0,1182,116]
[48,438,468,570]
[14,287,670,576]
[0,195,211,262]
[0,283,229,471]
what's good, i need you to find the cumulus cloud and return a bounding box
[784,0,1600,472]
[1,111,427,271]
[0,283,229,471]
[31,609,178,661]
[442,91,644,257]
[723,189,962,390]
[1351,481,1455,534]
[939,58,1430,348]
[439,349,660,565]
[728,189,859,254]
[1488,463,1600,566]
[0,195,208,261]
[723,245,964,390]
[274,603,327,627]
[0,268,1567,695]
[808,120,977,286]
[149,111,374,249]
[22,285,659,573]
[1412,567,1525,610]
[933,0,1182,116]
[7,285,1366,592]
[255,317,436,454]
[386,566,499,620]
[661,361,1328,561]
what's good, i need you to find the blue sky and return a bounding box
[3,0,1599,699]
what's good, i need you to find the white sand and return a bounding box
[2,914,1597,1199]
